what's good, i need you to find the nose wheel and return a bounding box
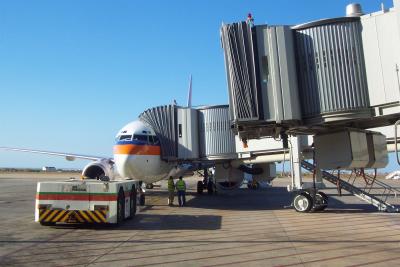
[145,183,154,189]
[138,181,146,206]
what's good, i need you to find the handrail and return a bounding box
[301,160,399,212]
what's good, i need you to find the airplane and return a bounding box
[0,113,279,200]
[0,75,266,205]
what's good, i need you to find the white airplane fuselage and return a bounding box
[113,121,172,183]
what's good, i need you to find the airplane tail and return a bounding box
[187,74,192,108]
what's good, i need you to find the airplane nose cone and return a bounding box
[114,156,128,178]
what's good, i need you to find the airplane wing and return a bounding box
[0,147,110,162]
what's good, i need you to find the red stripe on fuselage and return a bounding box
[113,144,161,155]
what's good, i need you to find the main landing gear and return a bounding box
[292,190,328,212]
[197,180,215,195]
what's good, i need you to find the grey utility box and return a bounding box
[314,130,370,170]
[366,132,389,168]
[255,25,302,123]
[177,108,199,160]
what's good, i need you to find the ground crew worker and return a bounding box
[167,176,175,206]
[175,176,186,207]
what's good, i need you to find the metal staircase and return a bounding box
[301,161,400,212]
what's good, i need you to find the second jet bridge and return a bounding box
[139,105,236,162]
[221,3,400,140]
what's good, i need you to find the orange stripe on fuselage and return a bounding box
[113,144,161,155]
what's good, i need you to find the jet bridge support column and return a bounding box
[289,135,303,191]
[288,135,328,213]
[289,135,324,190]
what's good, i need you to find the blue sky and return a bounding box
[0,0,397,171]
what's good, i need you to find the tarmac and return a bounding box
[1,172,400,267]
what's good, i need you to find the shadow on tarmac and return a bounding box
[186,187,292,211]
[40,186,380,231]
[51,213,222,231]
[185,186,379,213]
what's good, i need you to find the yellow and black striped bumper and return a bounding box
[39,209,108,224]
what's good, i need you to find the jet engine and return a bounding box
[82,159,116,180]
[214,164,244,191]
[213,163,276,191]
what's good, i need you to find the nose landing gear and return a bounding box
[145,183,154,189]
[197,180,214,195]
[197,168,215,195]
[138,181,146,206]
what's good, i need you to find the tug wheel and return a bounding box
[117,189,125,224]
[197,181,204,194]
[207,180,214,195]
[139,194,146,206]
[40,221,56,226]
[129,185,137,218]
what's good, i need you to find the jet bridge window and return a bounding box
[119,135,132,141]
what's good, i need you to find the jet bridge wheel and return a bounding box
[311,192,328,212]
[293,192,313,212]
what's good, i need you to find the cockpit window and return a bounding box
[133,134,148,142]
[119,135,132,141]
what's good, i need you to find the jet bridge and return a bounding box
[139,105,236,162]
[221,1,400,140]
[220,1,400,212]
[141,1,400,212]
